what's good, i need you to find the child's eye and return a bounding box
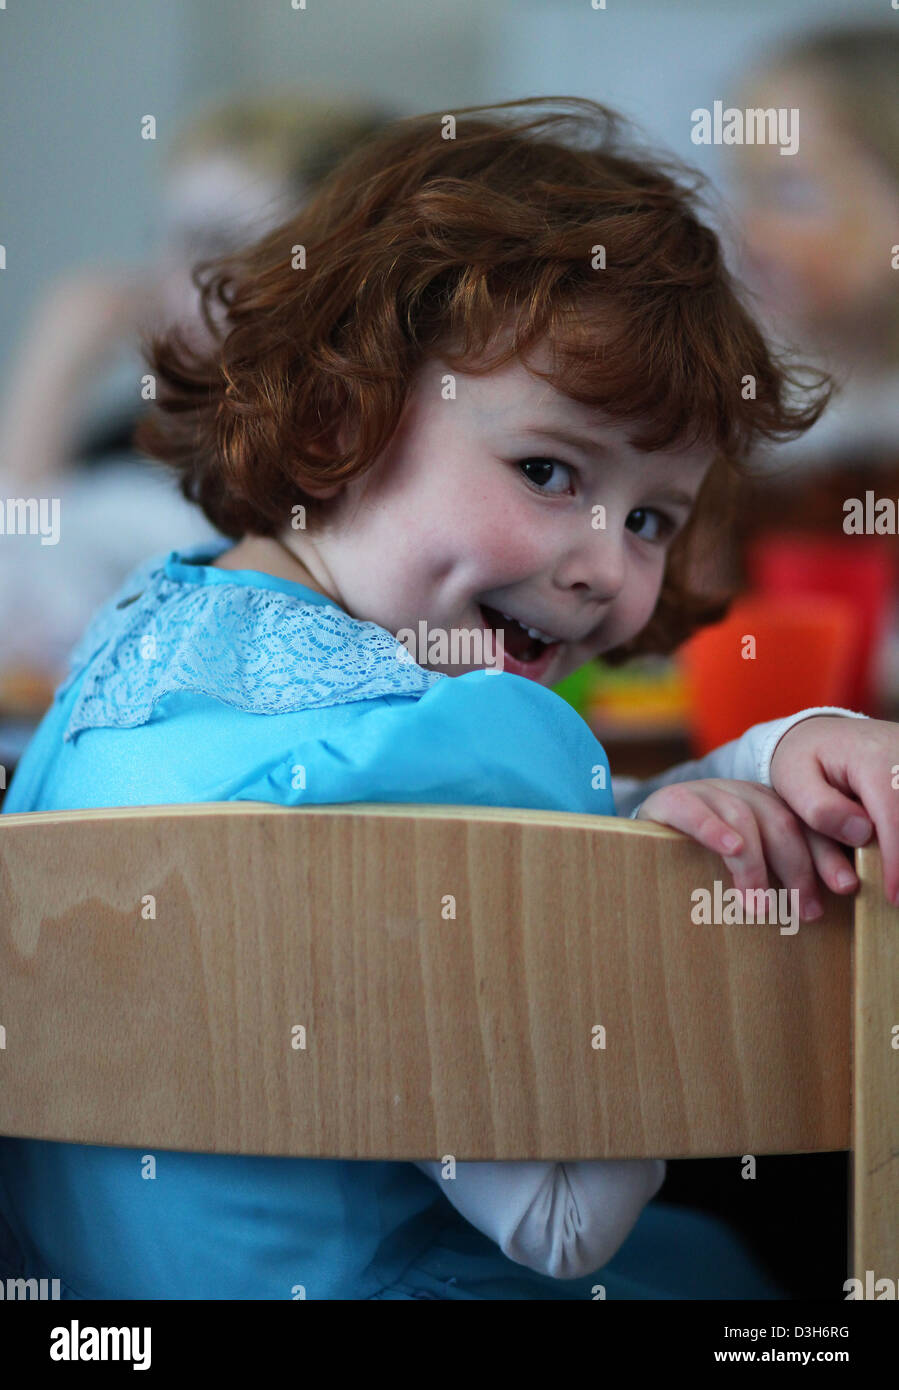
[626,507,677,543]
[517,457,575,495]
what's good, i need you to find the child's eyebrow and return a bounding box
[656,489,699,508]
[520,424,611,459]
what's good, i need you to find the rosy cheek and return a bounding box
[465,505,549,578]
[616,558,663,625]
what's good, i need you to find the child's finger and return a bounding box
[841,770,899,905]
[780,752,899,902]
[651,786,770,893]
[801,826,859,898]
[747,807,831,922]
[641,785,748,858]
[700,791,770,897]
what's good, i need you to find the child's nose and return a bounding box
[555,532,627,605]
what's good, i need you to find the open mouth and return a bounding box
[479,603,560,665]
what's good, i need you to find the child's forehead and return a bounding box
[416,341,581,416]
[420,317,618,416]
[414,350,713,475]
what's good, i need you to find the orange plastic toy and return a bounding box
[677,593,857,759]
[745,533,895,718]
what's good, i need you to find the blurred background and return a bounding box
[2,0,896,1298]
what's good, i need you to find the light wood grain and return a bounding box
[852,842,899,1279]
[0,803,850,1160]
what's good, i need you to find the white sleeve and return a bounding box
[412,1156,666,1280]
[612,705,870,820]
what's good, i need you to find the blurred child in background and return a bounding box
[734,23,899,466]
[0,90,393,702]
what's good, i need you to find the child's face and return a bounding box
[734,65,899,341]
[296,343,712,685]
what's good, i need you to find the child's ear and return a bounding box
[301,423,350,499]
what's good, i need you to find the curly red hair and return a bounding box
[134,96,831,665]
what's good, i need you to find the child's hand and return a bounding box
[768,715,899,904]
[635,778,855,922]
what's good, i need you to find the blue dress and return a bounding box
[0,542,784,1299]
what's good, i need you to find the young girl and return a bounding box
[1,97,894,1302]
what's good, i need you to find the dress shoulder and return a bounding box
[62,562,440,743]
[233,668,616,817]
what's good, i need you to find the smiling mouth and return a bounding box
[478,603,561,664]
